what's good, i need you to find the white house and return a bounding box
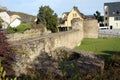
[10,15,21,28]
[10,18,21,28]
[104,2,120,29]
[0,12,10,29]
[0,12,21,29]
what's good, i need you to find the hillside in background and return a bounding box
[0,5,36,23]
[8,11,36,23]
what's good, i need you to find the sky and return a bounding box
[0,0,119,17]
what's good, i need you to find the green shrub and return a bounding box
[7,23,32,34]
[16,23,31,33]
[7,26,17,34]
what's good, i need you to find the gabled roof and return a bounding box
[85,15,96,19]
[72,6,85,18]
[104,2,120,16]
[62,12,69,16]
[62,6,85,19]
[10,15,21,22]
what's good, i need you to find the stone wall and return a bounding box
[7,27,48,42]
[13,29,83,76]
[11,18,99,76]
[84,19,98,38]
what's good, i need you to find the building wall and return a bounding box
[0,12,10,28]
[0,12,10,24]
[104,5,109,27]
[104,2,120,29]
[64,8,83,27]
[62,13,67,19]
[109,17,120,29]
[10,18,21,28]
[10,15,21,22]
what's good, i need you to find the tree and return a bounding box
[0,29,16,75]
[94,11,104,26]
[36,6,58,33]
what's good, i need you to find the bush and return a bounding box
[16,23,31,33]
[7,26,17,34]
[7,23,32,34]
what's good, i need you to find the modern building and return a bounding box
[58,6,85,31]
[104,2,120,29]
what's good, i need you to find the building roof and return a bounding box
[104,2,120,16]
[85,15,96,20]
[72,6,85,18]
[62,6,85,19]
[10,15,21,22]
[62,12,69,16]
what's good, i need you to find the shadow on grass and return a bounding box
[98,51,120,80]
[99,51,120,65]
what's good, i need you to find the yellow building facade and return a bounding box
[59,6,84,31]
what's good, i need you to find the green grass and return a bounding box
[76,38,120,54]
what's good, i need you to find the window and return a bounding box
[105,17,107,20]
[113,12,115,14]
[75,14,77,17]
[105,23,108,26]
[114,16,120,20]
[116,11,119,14]
[73,13,77,17]
[105,11,107,15]
[73,14,74,17]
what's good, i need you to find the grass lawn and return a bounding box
[76,38,120,54]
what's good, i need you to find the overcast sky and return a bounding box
[0,0,119,17]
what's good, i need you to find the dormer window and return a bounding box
[113,12,115,14]
[116,11,119,14]
[73,13,77,17]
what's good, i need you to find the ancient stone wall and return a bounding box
[11,18,99,76]
[7,27,48,42]
[13,29,83,76]
[83,19,98,38]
